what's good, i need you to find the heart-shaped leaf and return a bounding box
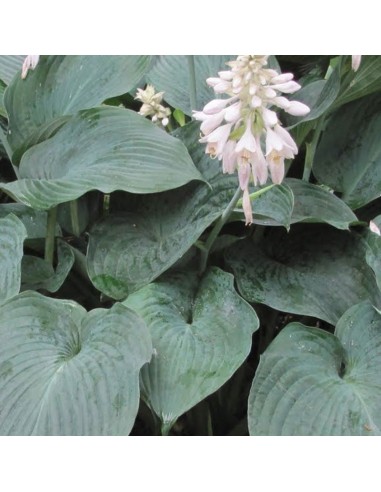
[0,292,152,435]
[248,301,381,435]
[87,122,294,300]
[1,107,203,210]
[4,55,151,155]
[86,121,238,299]
[225,225,381,324]
[123,267,259,434]
[0,214,27,304]
[21,240,75,293]
[313,93,381,209]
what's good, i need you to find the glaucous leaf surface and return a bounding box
[286,62,341,127]
[248,301,381,435]
[0,292,152,435]
[0,214,27,304]
[285,178,357,229]
[1,107,203,209]
[334,55,381,108]
[123,268,259,434]
[0,80,6,118]
[225,225,381,324]
[313,93,381,209]
[147,56,234,115]
[0,203,59,238]
[21,240,75,293]
[86,122,237,299]
[4,55,151,154]
[87,121,297,299]
[0,55,24,85]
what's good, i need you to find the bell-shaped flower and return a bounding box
[21,55,40,79]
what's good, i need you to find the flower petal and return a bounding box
[285,100,310,116]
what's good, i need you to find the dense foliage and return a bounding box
[0,55,381,435]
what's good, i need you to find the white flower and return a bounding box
[21,55,40,79]
[352,55,362,72]
[194,55,310,225]
[135,84,171,126]
[370,220,381,236]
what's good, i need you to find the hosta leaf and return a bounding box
[87,121,237,299]
[21,240,75,293]
[4,55,151,154]
[123,267,259,433]
[226,225,381,324]
[286,62,341,128]
[286,178,358,229]
[0,203,59,238]
[250,184,294,230]
[0,214,27,304]
[334,55,381,108]
[0,292,152,435]
[0,107,203,210]
[248,301,381,435]
[0,55,24,85]
[147,55,234,115]
[87,122,295,300]
[313,93,381,209]
[0,80,6,118]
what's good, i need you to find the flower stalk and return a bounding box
[199,186,242,275]
[45,206,57,266]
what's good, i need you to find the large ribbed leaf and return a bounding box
[86,121,237,299]
[0,55,24,84]
[0,292,152,435]
[0,80,6,118]
[248,301,381,435]
[286,178,358,229]
[0,203,58,238]
[313,93,381,209]
[334,55,381,108]
[4,55,151,154]
[21,240,74,293]
[147,55,234,115]
[0,107,203,210]
[226,225,381,324]
[0,214,27,304]
[87,121,294,300]
[123,267,258,434]
[249,184,294,230]
[286,62,341,128]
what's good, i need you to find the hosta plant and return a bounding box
[0,54,381,435]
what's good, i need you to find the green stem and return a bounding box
[187,55,197,110]
[44,206,57,265]
[199,186,242,275]
[161,421,173,436]
[302,116,325,182]
[69,200,80,237]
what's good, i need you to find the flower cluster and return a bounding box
[21,55,40,79]
[135,84,171,126]
[193,55,310,224]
